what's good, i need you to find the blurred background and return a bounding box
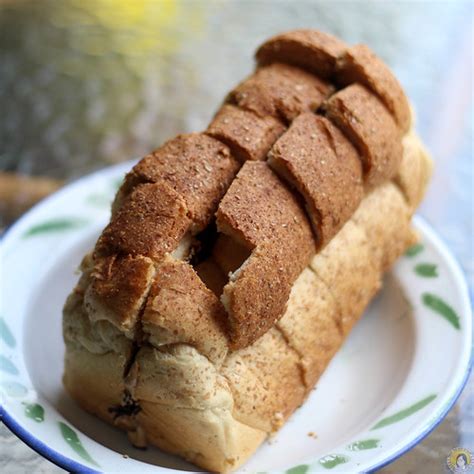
[0,0,472,472]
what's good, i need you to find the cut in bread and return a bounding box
[336,44,411,132]
[268,113,364,247]
[207,104,285,162]
[323,84,403,186]
[114,134,240,232]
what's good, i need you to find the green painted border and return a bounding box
[371,394,437,430]
[24,403,45,422]
[414,263,438,277]
[319,454,349,469]
[58,422,100,467]
[23,218,89,237]
[422,293,460,329]
[0,355,19,375]
[0,381,28,397]
[0,317,16,347]
[347,438,380,451]
[405,243,424,257]
[286,464,309,474]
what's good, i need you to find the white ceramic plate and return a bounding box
[0,162,472,473]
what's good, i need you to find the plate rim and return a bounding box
[0,164,472,473]
[363,216,473,472]
[0,407,100,474]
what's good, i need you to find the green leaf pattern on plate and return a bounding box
[371,394,437,430]
[0,355,19,375]
[319,454,348,469]
[0,381,28,397]
[59,422,100,467]
[24,403,45,422]
[23,218,88,237]
[0,317,16,347]
[86,193,112,207]
[286,465,309,474]
[405,243,424,257]
[422,293,460,329]
[347,438,380,450]
[415,263,438,277]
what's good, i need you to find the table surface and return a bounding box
[0,1,472,473]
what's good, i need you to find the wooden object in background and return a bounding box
[0,172,63,226]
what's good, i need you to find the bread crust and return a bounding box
[207,104,285,162]
[396,131,433,210]
[352,182,417,271]
[256,29,347,79]
[323,84,403,186]
[309,220,380,337]
[142,257,229,365]
[227,63,333,123]
[114,134,240,232]
[336,44,411,132]
[216,161,315,348]
[269,113,364,247]
[95,182,189,260]
[84,255,155,335]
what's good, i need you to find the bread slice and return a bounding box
[336,44,411,132]
[207,105,285,162]
[227,63,332,123]
[256,29,347,79]
[323,84,403,186]
[268,113,364,247]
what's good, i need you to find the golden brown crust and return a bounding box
[269,113,364,247]
[63,347,131,425]
[227,63,333,123]
[309,220,380,337]
[336,44,411,132]
[352,182,417,271]
[207,104,285,162]
[141,257,229,365]
[276,267,341,388]
[220,327,306,432]
[132,344,266,472]
[95,182,189,261]
[115,134,240,232]
[84,254,155,335]
[216,162,315,348]
[323,84,402,186]
[223,243,295,349]
[92,33,408,354]
[137,401,266,473]
[396,131,433,210]
[216,161,314,250]
[256,29,348,79]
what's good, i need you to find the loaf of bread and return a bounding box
[63,30,432,472]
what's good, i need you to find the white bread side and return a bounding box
[63,291,132,425]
